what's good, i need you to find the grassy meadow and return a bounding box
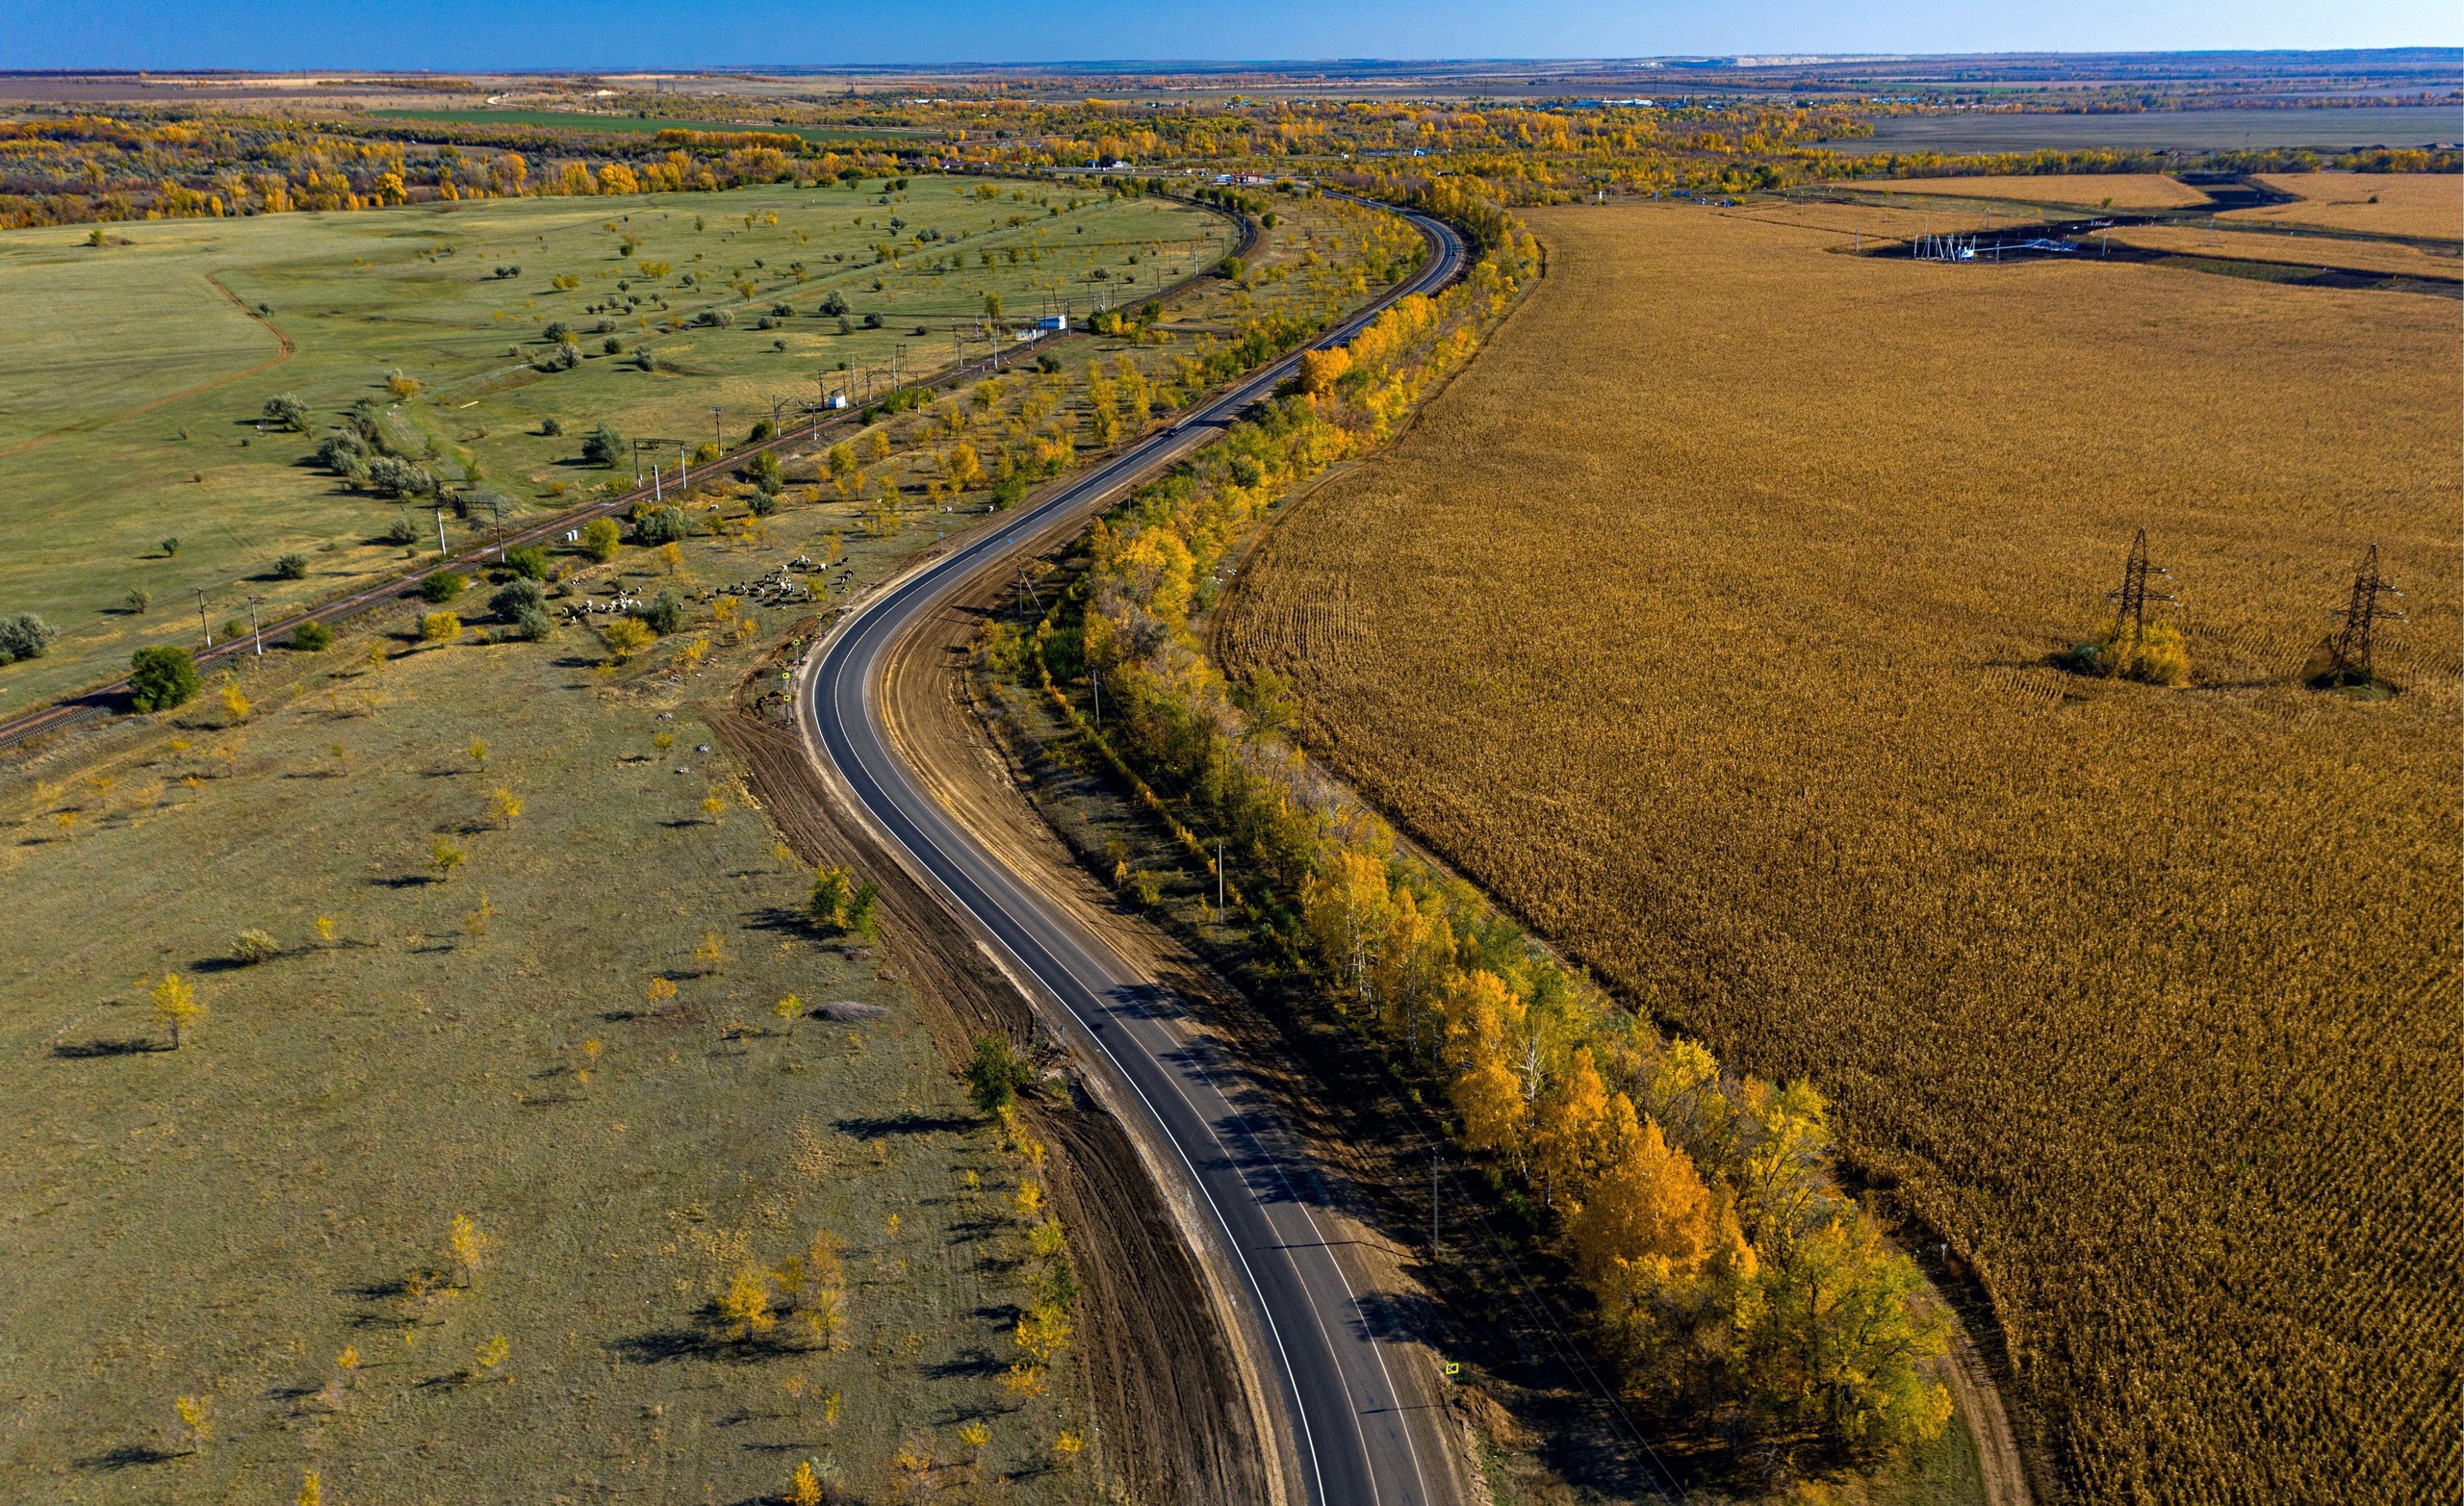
[0,176,1221,716]
[0,183,1408,1504]
[1215,202,2460,1503]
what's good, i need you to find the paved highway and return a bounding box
[799,202,1466,1506]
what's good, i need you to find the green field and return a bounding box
[367,109,920,143]
[0,176,1223,717]
[0,479,1098,1502]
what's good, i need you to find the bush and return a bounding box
[382,515,420,547]
[539,416,564,437]
[502,545,552,580]
[420,571,466,603]
[580,423,626,468]
[2062,625,2190,687]
[692,308,733,328]
[818,291,849,317]
[366,455,437,498]
[963,1035,1040,1115]
[273,552,308,580]
[1216,254,1247,281]
[316,430,369,475]
[0,612,57,664]
[599,617,655,661]
[420,611,462,644]
[128,646,200,712]
[290,620,334,651]
[505,604,554,642]
[262,394,310,432]
[580,516,622,561]
[489,576,547,619]
[231,929,281,964]
[635,588,686,635]
[632,506,692,546]
[603,336,623,355]
[862,312,885,329]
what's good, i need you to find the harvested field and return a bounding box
[1860,173,2214,210]
[2100,223,2461,281]
[2226,171,2462,240]
[1214,203,2461,1504]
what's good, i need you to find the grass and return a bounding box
[0,528,1090,1502]
[1214,202,2459,1504]
[0,184,1408,1504]
[1860,173,2216,211]
[366,109,919,141]
[0,175,1222,717]
[2229,170,2464,241]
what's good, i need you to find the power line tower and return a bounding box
[2323,543,2403,685]
[2106,527,2176,644]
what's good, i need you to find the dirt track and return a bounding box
[716,702,1273,1506]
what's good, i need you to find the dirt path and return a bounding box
[716,698,1274,1506]
[0,270,295,462]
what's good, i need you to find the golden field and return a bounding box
[2102,222,2462,280]
[1214,205,2459,1503]
[1861,173,2214,210]
[2228,171,2462,240]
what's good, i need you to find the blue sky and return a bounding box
[1,0,2455,70]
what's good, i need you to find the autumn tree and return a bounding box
[152,972,201,1049]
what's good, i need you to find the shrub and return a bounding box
[290,620,334,651]
[128,646,199,712]
[693,308,733,328]
[818,291,849,316]
[603,336,623,355]
[1216,254,1247,281]
[231,929,281,964]
[580,423,626,468]
[580,516,622,561]
[365,455,437,498]
[505,604,553,641]
[489,576,547,619]
[381,516,420,546]
[635,588,686,636]
[2062,625,2191,687]
[862,312,885,329]
[420,611,462,644]
[0,612,56,664]
[539,417,564,437]
[964,1035,1039,1115]
[262,394,310,432]
[273,552,309,580]
[502,545,552,580]
[315,431,369,474]
[124,588,152,615]
[632,506,692,546]
[599,617,655,661]
[420,571,466,604]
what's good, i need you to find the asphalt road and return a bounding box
[799,202,1467,1506]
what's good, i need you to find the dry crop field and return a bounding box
[1861,173,2216,210]
[2100,223,2462,281]
[2227,171,2463,240]
[1214,203,2460,1503]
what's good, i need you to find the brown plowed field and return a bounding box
[1213,203,2462,1503]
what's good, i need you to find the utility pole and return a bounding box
[653,462,661,503]
[488,494,505,559]
[1430,1151,1441,1270]
[247,597,263,656]
[1091,667,1101,729]
[710,406,723,450]
[1216,841,1224,910]
[434,504,449,557]
[2107,527,2176,645]
[195,587,212,649]
[2324,542,2404,686]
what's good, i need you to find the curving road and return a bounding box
[799,203,1466,1506]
